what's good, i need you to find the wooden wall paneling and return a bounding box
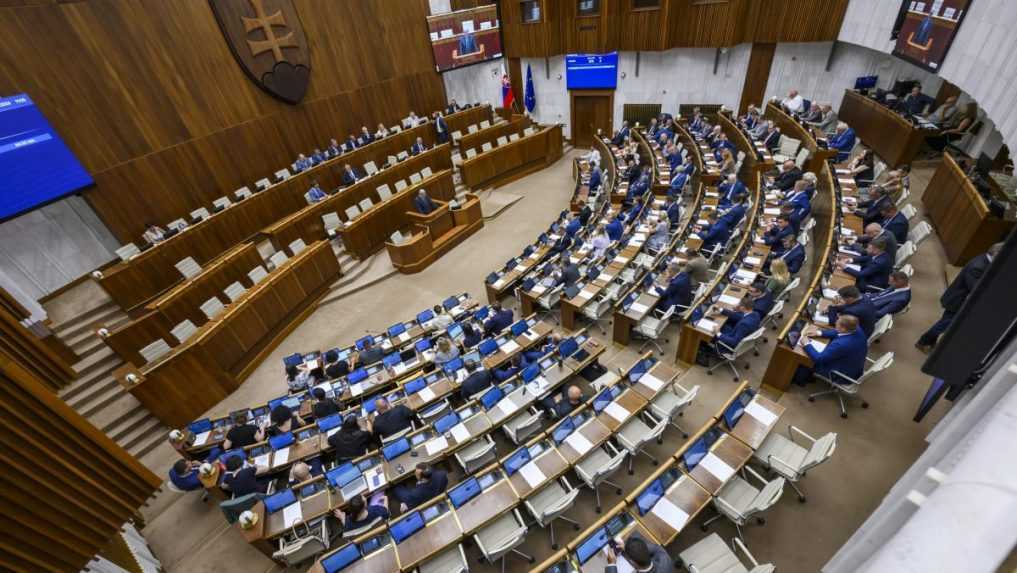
[618,0,669,52]
[0,289,76,390]
[450,0,496,10]
[668,0,747,48]
[739,43,776,115]
[501,0,559,58]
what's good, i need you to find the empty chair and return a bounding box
[481,142,493,152]
[900,203,918,220]
[200,297,225,320]
[895,187,911,207]
[247,265,269,284]
[894,241,916,268]
[467,124,480,134]
[633,305,675,355]
[473,508,533,572]
[509,132,521,141]
[322,212,343,237]
[274,168,291,181]
[234,186,252,200]
[167,218,188,232]
[524,126,537,136]
[810,351,894,418]
[450,130,463,142]
[908,220,932,247]
[775,276,801,304]
[465,148,478,159]
[396,150,409,161]
[358,198,374,213]
[190,207,211,222]
[421,166,434,178]
[701,467,785,543]
[387,154,398,166]
[794,146,810,169]
[752,425,837,502]
[533,284,563,325]
[868,314,893,345]
[212,196,232,211]
[616,410,669,474]
[174,257,202,280]
[417,544,469,573]
[344,204,362,221]
[288,239,307,256]
[363,160,379,175]
[760,300,785,344]
[255,178,271,191]
[394,179,409,192]
[575,442,627,512]
[496,135,509,146]
[271,518,330,568]
[269,250,289,270]
[580,286,618,336]
[678,533,775,573]
[139,339,172,364]
[454,434,497,474]
[223,281,247,303]
[409,172,423,184]
[171,320,198,344]
[115,243,141,261]
[376,184,394,202]
[524,477,581,550]
[390,125,401,133]
[707,328,765,381]
[479,119,491,129]
[502,407,542,445]
[772,135,801,163]
[649,382,699,438]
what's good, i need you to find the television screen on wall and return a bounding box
[0,93,93,221]
[566,53,619,90]
[426,5,503,73]
[892,0,972,72]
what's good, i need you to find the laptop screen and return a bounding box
[521,363,541,383]
[443,296,459,310]
[416,309,435,323]
[264,489,296,514]
[480,386,503,410]
[628,358,654,382]
[434,412,459,434]
[404,377,427,394]
[414,338,432,352]
[575,527,610,564]
[478,338,498,356]
[321,544,361,573]
[552,417,576,444]
[592,388,615,413]
[326,462,362,488]
[387,322,406,337]
[382,438,410,461]
[355,336,374,351]
[390,511,425,543]
[558,338,579,358]
[503,448,531,475]
[447,323,463,339]
[510,320,528,336]
[683,438,710,470]
[443,357,464,373]
[382,353,401,367]
[723,400,745,429]
[636,477,666,516]
[448,477,481,508]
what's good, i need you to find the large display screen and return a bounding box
[426,5,503,73]
[893,0,972,72]
[0,94,93,221]
[566,53,619,89]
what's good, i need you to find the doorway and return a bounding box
[570,91,614,148]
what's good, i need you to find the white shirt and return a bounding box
[586,149,601,164]
[783,94,805,113]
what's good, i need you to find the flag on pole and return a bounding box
[524,64,536,113]
[501,73,515,110]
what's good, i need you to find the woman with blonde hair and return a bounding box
[433,336,459,367]
[719,148,737,177]
[766,258,791,296]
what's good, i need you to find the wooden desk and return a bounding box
[763,102,835,174]
[633,472,711,546]
[595,389,648,432]
[556,417,612,465]
[457,116,529,153]
[386,193,484,273]
[461,124,563,189]
[507,448,570,499]
[573,510,656,573]
[687,433,754,495]
[394,506,463,571]
[839,90,927,167]
[453,476,519,535]
[923,153,1014,265]
[485,244,551,304]
[308,542,398,573]
[729,394,785,450]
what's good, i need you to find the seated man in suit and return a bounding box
[854,186,892,227]
[878,202,909,245]
[868,271,912,318]
[445,99,460,115]
[763,214,796,247]
[220,455,267,497]
[825,285,877,338]
[168,459,202,492]
[771,159,802,192]
[549,233,572,255]
[414,189,437,214]
[698,211,732,255]
[718,193,747,228]
[410,136,428,156]
[340,163,363,187]
[372,398,414,440]
[771,233,806,274]
[483,303,514,336]
[828,122,857,162]
[358,126,375,147]
[612,120,631,146]
[305,180,327,203]
[711,132,737,162]
[577,200,593,227]
[606,214,625,241]
[588,161,602,191]
[810,104,839,136]
[668,168,689,197]
[747,282,775,316]
[393,463,448,511]
[493,355,522,382]
[563,212,581,238]
[850,222,898,262]
[665,197,682,227]
[782,179,812,222]
[710,297,762,352]
[718,174,748,206]
[761,122,781,151]
[794,315,868,386]
[540,384,584,419]
[840,237,892,291]
[459,360,493,400]
[900,85,934,116]
[560,258,581,288]
[343,133,359,151]
[326,138,342,158]
[310,148,327,165]
[294,153,313,172]
[356,338,384,366]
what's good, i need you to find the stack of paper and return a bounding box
[699,453,736,482]
[273,447,290,466]
[630,302,649,314]
[417,386,436,403]
[718,294,741,306]
[193,431,211,447]
[564,432,594,456]
[651,497,690,530]
[519,462,547,488]
[450,423,471,443]
[424,436,448,456]
[697,319,718,332]
[745,400,778,426]
[604,402,630,423]
[282,502,303,527]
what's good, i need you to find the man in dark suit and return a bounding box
[343,133,358,152]
[371,398,414,440]
[414,190,437,214]
[772,160,802,192]
[588,162,602,191]
[711,297,761,351]
[577,200,593,226]
[340,164,363,187]
[794,315,868,385]
[841,237,892,291]
[917,243,1000,351]
[782,179,812,221]
[855,187,891,227]
[826,285,877,338]
[851,222,898,262]
[542,385,584,419]
[357,126,375,147]
[612,121,631,146]
[483,303,513,336]
[868,271,911,318]
[718,193,747,228]
[828,122,856,162]
[434,112,450,143]
[445,99,460,115]
[763,214,795,247]
[699,211,732,255]
[718,174,747,206]
[410,137,428,156]
[773,234,806,274]
[356,338,383,366]
[748,283,775,316]
[762,123,781,151]
[560,259,580,288]
[901,85,934,116]
[459,360,493,400]
[606,215,624,241]
[393,463,448,511]
[878,202,909,244]
[326,138,342,158]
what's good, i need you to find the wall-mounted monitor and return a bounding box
[426,5,503,73]
[0,94,93,221]
[566,52,619,90]
[892,0,972,72]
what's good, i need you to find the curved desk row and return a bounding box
[455,115,529,155]
[764,102,835,174]
[461,124,564,190]
[386,193,485,274]
[838,90,928,167]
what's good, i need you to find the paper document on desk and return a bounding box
[745,400,778,426]
[764,208,781,216]
[822,288,839,299]
[744,256,762,267]
[392,362,408,376]
[697,219,709,226]
[604,402,630,423]
[532,285,547,295]
[522,330,538,341]
[639,373,666,392]
[734,269,757,282]
[838,178,855,186]
[282,502,303,528]
[578,290,595,300]
[398,332,411,343]
[630,302,649,315]
[718,294,741,306]
[193,431,211,447]
[845,264,862,272]
[417,386,436,403]
[502,340,520,353]
[689,233,702,241]
[253,453,271,469]
[496,399,517,417]
[651,497,690,530]
[705,191,719,198]
[519,461,547,488]
[808,340,828,353]
[450,423,471,443]
[273,447,290,466]
[699,453,736,482]
[838,246,856,255]
[564,432,594,456]
[350,382,364,397]
[424,436,448,456]
[836,168,851,175]
[514,264,526,272]
[813,313,829,326]
[697,319,718,333]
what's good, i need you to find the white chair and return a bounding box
[467,124,480,134]
[580,286,618,336]
[810,351,894,418]
[288,239,306,255]
[772,135,801,163]
[248,266,269,284]
[752,425,837,502]
[212,196,232,211]
[524,477,581,550]
[269,250,289,270]
[139,339,172,364]
[678,533,775,573]
[190,207,211,222]
[397,150,409,161]
[465,148,478,159]
[775,276,800,304]
[649,382,699,438]
[894,240,916,268]
[523,126,537,136]
[502,407,542,445]
[908,220,932,247]
[254,178,271,191]
[868,314,893,345]
[376,184,394,202]
[701,466,785,543]
[900,203,918,220]
[115,243,141,261]
[274,168,291,181]
[496,135,509,146]
[358,198,374,213]
[575,442,627,513]
[167,218,188,232]
[760,300,785,343]
[473,509,533,571]
[322,213,343,237]
[417,544,469,573]
[481,142,493,152]
[895,187,911,207]
[171,320,198,344]
[224,282,247,303]
[174,257,202,280]
[389,230,406,245]
[344,205,362,221]
[509,132,521,142]
[533,284,563,325]
[394,179,409,192]
[454,435,497,474]
[633,305,675,355]
[272,518,330,567]
[708,328,765,382]
[390,125,402,134]
[234,186,253,200]
[450,130,463,143]
[479,119,491,129]
[363,161,379,176]
[200,297,225,320]
[421,166,434,178]
[899,263,914,278]
[387,154,398,166]
[616,410,669,474]
[409,172,423,184]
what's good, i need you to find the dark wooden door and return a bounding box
[739,43,776,116]
[570,91,613,148]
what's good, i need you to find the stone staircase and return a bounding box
[52,297,168,461]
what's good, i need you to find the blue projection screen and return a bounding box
[566,53,618,89]
[0,94,93,220]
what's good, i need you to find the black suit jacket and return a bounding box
[341,168,363,186]
[460,369,493,400]
[773,168,802,191]
[941,254,991,312]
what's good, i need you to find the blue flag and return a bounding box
[524,64,536,113]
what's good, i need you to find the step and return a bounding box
[69,334,109,361]
[129,426,170,461]
[108,406,157,443]
[72,377,125,419]
[62,311,129,350]
[89,391,145,433]
[52,302,123,341]
[119,415,166,453]
[61,353,121,403]
[71,345,117,377]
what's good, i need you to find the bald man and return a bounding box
[543,384,584,419]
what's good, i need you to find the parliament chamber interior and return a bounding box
[5,1,1017,572]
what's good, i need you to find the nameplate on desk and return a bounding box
[651,496,690,530]
[522,330,538,341]
[350,382,365,397]
[417,386,436,403]
[450,422,471,443]
[838,178,855,186]
[697,319,718,333]
[424,436,448,456]
[699,453,735,482]
[564,432,594,456]
[578,290,595,300]
[603,402,630,423]
[745,400,778,426]
[630,302,649,315]
[519,461,547,487]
